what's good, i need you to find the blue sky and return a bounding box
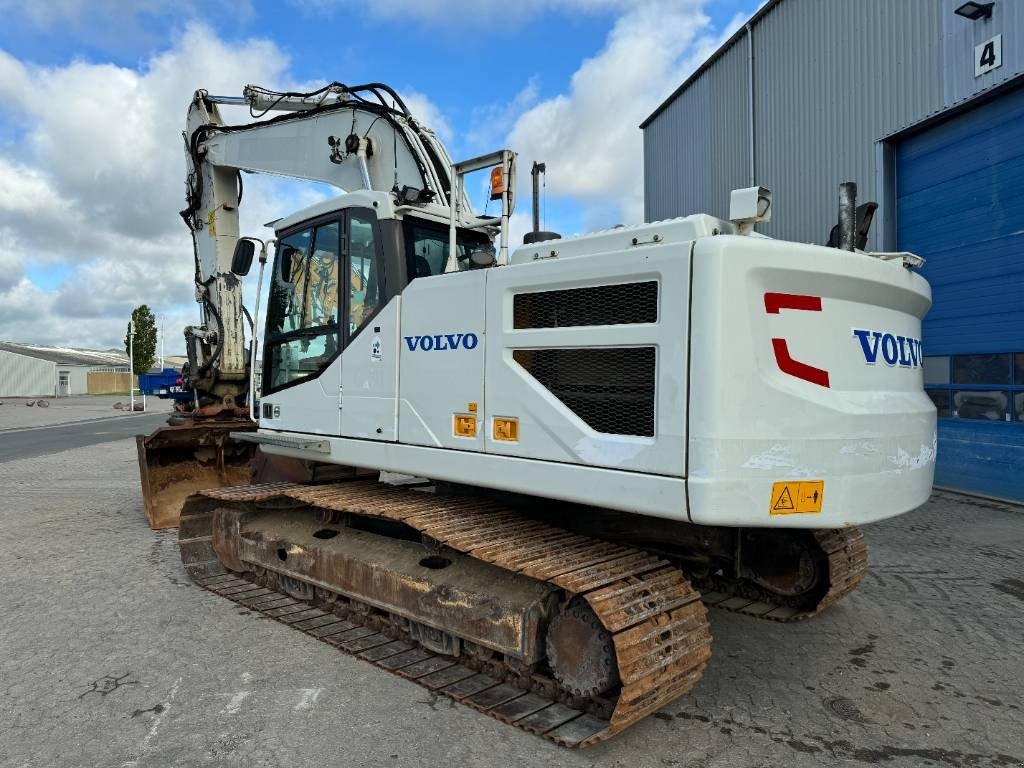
[0,0,760,351]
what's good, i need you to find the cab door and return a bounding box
[259,218,343,435]
[340,208,399,441]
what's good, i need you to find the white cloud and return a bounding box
[0,235,25,293]
[0,24,316,351]
[0,159,71,216]
[465,78,540,155]
[506,0,744,230]
[401,89,454,142]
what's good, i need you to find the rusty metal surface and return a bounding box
[136,421,256,529]
[546,598,619,696]
[180,480,713,747]
[212,506,559,662]
[698,527,869,622]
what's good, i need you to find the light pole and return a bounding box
[129,318,135,413]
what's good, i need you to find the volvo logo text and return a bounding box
[403,332,479,352]
[852,330,922,368]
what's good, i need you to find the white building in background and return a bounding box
[0,342,130,397]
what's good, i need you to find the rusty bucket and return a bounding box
[136,420,257,529]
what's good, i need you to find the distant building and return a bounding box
[0,342,130,397]
[642,0,1024,502]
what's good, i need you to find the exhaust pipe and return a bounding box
[838,181,857,252]
[531,160,545,234]
[523,160,561,245]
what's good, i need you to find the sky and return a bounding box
[0,0,760,354]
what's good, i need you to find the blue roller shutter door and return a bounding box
[896,84,1024,502]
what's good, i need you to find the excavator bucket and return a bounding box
[136,421,257,529]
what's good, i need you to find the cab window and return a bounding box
[264,222,340,392]
[403,219,491,279]
[348,211,382,336]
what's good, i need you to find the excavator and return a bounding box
[137,82,935,746]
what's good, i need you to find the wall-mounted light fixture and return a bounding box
[954,1,994,21]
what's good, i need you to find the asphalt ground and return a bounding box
[0,435,1022,767]
[0,412,169,463]
[0,395,172,431]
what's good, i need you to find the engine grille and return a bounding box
[513,347,655,437]
[513,281,658,329]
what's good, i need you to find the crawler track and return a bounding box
[696,527,869,621]
[178,480,712,747]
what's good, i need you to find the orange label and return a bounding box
[769,481,824,515]
[453,414,477,438]
[492,417,519,442]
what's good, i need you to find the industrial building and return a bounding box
[642,0,1023,502]
[0,342,130,397]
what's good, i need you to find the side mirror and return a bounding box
[231,239,256,275]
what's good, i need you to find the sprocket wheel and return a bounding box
[545,597,620,697]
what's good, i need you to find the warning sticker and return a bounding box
[769,480,824,515]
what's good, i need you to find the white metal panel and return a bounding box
[340,296,401,441]
[260,355,341,435]
[686,235,935,528]
[257,431,689,521]
[510,214,728,265]
[485,243,691,476]
[398,270,486,450]
[0,351,55,397]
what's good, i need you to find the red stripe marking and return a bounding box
[771,338,831,388]
[764,293,822,314]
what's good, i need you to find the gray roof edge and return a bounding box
[0,341,129,367]
[639,0,782,130]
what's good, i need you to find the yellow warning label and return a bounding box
[769,480,824,515]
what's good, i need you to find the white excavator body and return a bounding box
[250,192,934,528]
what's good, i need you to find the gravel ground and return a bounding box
[0,438,1022,768]
[0,395,172,431]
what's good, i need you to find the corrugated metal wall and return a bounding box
[644,0,1024,249]
[643,40,751,223]
[0,351,55,397]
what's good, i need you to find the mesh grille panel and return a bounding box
[513,281,658,329]
[513,347,655,436]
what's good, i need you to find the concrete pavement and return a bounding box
[0,439,1021,767]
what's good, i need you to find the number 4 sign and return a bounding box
[975,34,1002,77]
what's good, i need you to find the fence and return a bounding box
[86,371,136,394]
